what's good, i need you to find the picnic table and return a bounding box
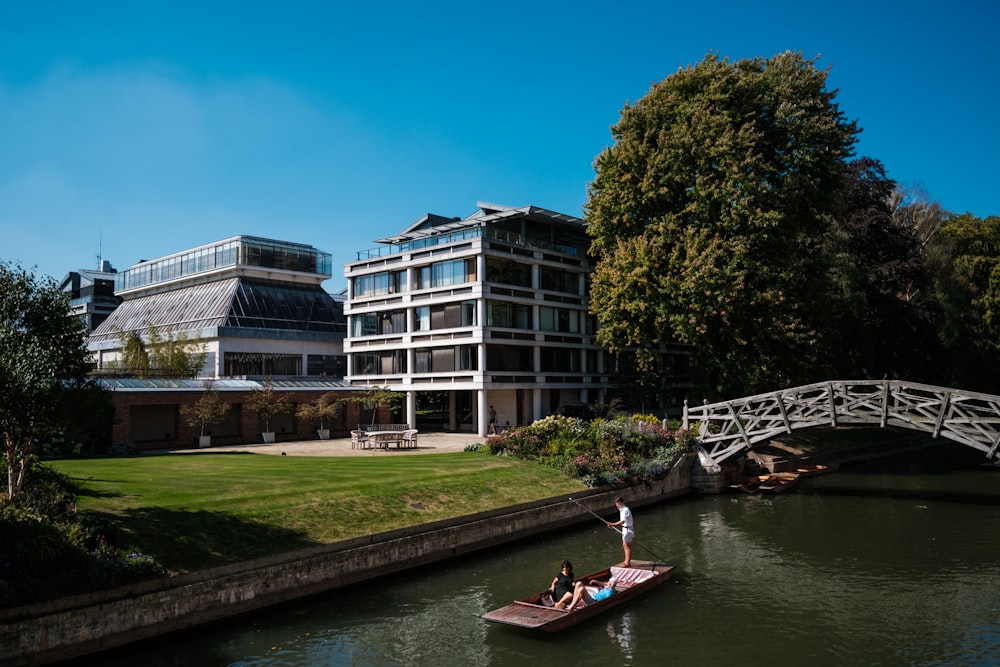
[353,427,418,449]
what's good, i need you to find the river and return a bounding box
[71,443,1000,666]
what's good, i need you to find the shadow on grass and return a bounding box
[85,506,321,573]
[71,481,125,499]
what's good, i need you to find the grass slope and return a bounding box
[49,451,585,573]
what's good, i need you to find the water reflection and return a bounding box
[604,611,635,661]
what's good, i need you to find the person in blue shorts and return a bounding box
[562,576,617,609]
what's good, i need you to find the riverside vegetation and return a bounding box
[1,413,692,608]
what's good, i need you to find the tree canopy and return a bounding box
[1,263,93,502]
[587,51,859,396]
[934,213,1000,392]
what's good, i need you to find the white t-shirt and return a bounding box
[619,505,633,531]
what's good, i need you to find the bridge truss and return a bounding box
[682,380,1000,466]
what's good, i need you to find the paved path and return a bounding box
[164,432,486,457]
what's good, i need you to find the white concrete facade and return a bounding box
[344,203,609,437]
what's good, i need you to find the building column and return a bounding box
[404,390,417,429]
[448,391,458,431]
[532,388,542,424]
[477,388,489,437]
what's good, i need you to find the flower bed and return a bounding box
[482,414,696,486]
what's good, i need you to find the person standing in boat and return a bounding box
[607,497,633,567]
[547,559,575,608]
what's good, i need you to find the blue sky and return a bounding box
[2,1,997,289]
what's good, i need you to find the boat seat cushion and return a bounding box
[610,566,655,588]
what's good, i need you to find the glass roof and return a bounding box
[89,278,345,342]
[227,280,346,331]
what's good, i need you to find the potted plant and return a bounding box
[295,392,343,439]
[181,383,231,447]
[246,377,290,443]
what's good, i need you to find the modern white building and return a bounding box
[88,236,346,379]
[344,202,610,436]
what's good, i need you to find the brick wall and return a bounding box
[109,389,391,450]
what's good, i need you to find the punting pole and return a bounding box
[567,497,670,566]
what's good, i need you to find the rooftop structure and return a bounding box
[60,260,121,333]
[89,236,345,379]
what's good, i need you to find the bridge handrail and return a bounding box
[683,379,1000,465]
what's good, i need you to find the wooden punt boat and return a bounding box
[788,463,839,478]
[481,560,675,632]
[757,472,800,493]
[727,474,769,493]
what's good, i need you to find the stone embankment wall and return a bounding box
[0,454,695,666]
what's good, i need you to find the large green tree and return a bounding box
[832,157,942,382]
[934,213,1000,392]
[1,263,93,502]
[586,51,859,397]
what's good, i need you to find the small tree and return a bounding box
[180,383,231,439]
[354,387,400,426]
[296,392,343,432]
[245,377,289,433]
[2,263,93,503]
[111,323,206,378]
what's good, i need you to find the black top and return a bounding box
[553,572,574,601]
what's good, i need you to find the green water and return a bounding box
[73,444,1000,666]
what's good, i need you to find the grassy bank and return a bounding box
[49,451,585,574]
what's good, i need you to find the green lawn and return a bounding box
[49,451,585,573]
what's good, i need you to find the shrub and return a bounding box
[484,414,694,487]
[0,462,166,607]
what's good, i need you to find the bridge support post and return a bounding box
[690,446,731,493]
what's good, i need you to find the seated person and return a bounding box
[546,560,575,608]
[558,576,617,610]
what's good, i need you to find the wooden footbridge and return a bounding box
[682,380,1000,466]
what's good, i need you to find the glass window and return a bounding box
[485,344,533,371]
[540,267,579,294]
[352,313,378,337]
[485,257,532,287]
[414,258,476,289]
[414,306,430,331]
[224,352,302,376]
[352,350,406,375]
[411,346,478,373]
[539,306,579,333]
[352,270,406,298]
[457,345,476,370]
[418,300,477,331]
[541,347,580,372]
[488,300,532,329]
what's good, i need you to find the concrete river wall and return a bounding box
[0,454,695,666]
